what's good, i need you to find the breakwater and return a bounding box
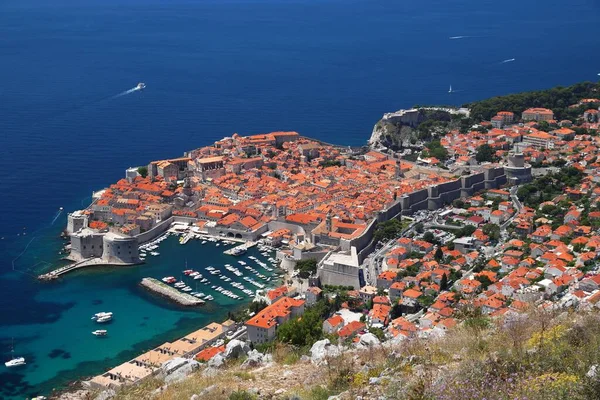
[140,278,205,306]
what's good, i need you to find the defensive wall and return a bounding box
[331,166,510,256]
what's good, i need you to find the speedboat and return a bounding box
[137,82,146,90]
[5,357,26,368]
[92,330,107,337]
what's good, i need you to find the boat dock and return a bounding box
[140,277,205,306]
[223,241,257,256]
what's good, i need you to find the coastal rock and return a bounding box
[190,395,199,400]
[310,339,342,365]
[94,389,116,400]
[587,365,598,378]
[241,349,266,368]
[208,353,225,368]
[224,339,250,359]
[369,109,424,149]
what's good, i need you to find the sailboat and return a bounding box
[5,338,26,368]
[448,85,453,94]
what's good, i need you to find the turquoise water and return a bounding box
[1,230,278,399]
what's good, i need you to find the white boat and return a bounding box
[91,312,113,320]
[193,274,203,280]
[97,315,112,323]
[201,278,208,283]
[182,286,193,292]
[92,330,107,337]
[5,357,26,368]
[448,85,453,93]
[150,251,159,256]
[137,82,146,90]
[201,241,207,244]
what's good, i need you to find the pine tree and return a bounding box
[440,273,448,290]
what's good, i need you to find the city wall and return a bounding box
[135,216,198,244]
[341,167,510,255]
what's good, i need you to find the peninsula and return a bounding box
[43,129,513,282]
[52,81,600,400]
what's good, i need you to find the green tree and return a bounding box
[475,144,495,163]
[423,231,435,243]
[440,273,448,290]
[475,275,493,289]
[390,303,402,319]
[434,246,444,261]
[415,222,424,233]
[482,223,501,241]
[373,219,406,243]
[295,259,317,278]
[276,301,329,346]
[137,166,148,178]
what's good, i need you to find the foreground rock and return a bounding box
[242,349,270,368]
[224,339,250,359]
[161,357,200,384]
[310,339,342,365]
[356,333,380,348]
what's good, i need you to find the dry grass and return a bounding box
[101,310,600,400]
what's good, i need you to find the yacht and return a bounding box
[5,357,26,368]
[91,312,113,321]
[92,330,107,337]
[4,339,25,368]
[96,314,112,323]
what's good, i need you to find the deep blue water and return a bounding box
[0,0,599,397]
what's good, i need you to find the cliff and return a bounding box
[369,107,470,150]
[368,108,424,149]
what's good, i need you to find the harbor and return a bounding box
[3,230,282,399]
[140,278,205,306]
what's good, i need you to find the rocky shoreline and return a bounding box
[140,277,205,306]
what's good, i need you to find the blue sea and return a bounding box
[0,0,598,397]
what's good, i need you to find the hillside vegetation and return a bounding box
[80,308,600,400]
[466,81,600,122]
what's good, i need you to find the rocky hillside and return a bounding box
[368,107,470,150]
[61,308,600,400]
